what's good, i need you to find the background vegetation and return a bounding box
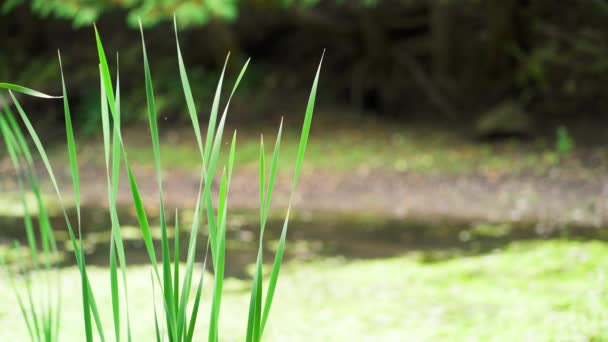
[3,1,608,341]
[3,0,608,130]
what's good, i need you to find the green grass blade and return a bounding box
[204,57,250,255]
[247,119,283,342]
[58,52,81,233]
[229,58,250,97]
[259,137,265,229]
[185,272,204,342]
[263,119,283,226]
[124,151,177,339]
[138,19,164,192]
[291,52,324,192]
[100,62,134,342]
[56,50,85,342]
[208,169,229,342]
[87,276,106,342]
[124,160,159,272]
[260,54,323,336]
[245,269,259,342]
[139,20,176,341]
[94,25,118,120]
[185,235,210,342]
[185,238,209,342]
[176,178,204,341]
[228,132,236,187]
[7,91,63,210]
[248,136,266,342]
[173,34,219,333]
[99,66,111,172]
[3,105,59,338]
[1,254,36,341]
[13,243,42,342]
[173,209,180,312]
[0,83,61,98]
[204,55,229,165]
[3,105,35,167]
[0,114,39,269]
[99,65,120,342]
[260,208,290,335]
[53,270,61,342]
[109,236,120,341]
[174,16,203,158]
[252,252,263,342]
[8,90,106,341]
[151,273,163,342]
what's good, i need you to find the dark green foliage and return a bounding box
[3,0,379,28]
[3,0,237,28]
[3,0,608,128]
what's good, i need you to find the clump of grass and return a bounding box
[0,16,322,341]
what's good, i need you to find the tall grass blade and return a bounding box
[178,57,248,342]
[124,161,159,272]
[247,118,283,342]
[58,52,81,234]
[173,210,180,312]
[260,208,290,334]
[58,51,92,342]
[204,56,228,165]
[151,273,162,342]
[109,236,120,341]
[186,237,211,342]
[0,114,39,269]
[94,31,136,342]
[8,90,106,341]
[0,83,61,98]
[0,119,40,340]
[138,20,177,341]
[94,26,118,120]
[1,253,35,341]
[260,53,324,336]
[174,16,203,158]
[208,169,229,342]
[291,51,323,192]
[17,244,43,342]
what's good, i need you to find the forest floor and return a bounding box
[3,106,608,228]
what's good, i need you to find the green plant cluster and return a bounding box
[3,0,238,28]
[0,16,322,341]
[2,0,379,28]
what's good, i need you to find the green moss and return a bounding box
[1,240,606,340]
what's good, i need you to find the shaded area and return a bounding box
[2,207,608,279]
[2,1,608,130]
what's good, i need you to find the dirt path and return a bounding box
[3,120,608,228]
[60,162,608,229]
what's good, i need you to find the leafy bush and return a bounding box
[0,17,322,341]
[3,0,378,28]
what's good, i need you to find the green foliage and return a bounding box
[4,0,238,28]
[4,0,378,28]
[0,104,62,342]
[1,17,322,341]
[556,125,573,156]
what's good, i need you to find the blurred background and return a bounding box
[3,0,608,340]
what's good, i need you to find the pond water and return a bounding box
[2,206,607,278]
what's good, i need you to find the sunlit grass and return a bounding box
[1,240,606,341]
